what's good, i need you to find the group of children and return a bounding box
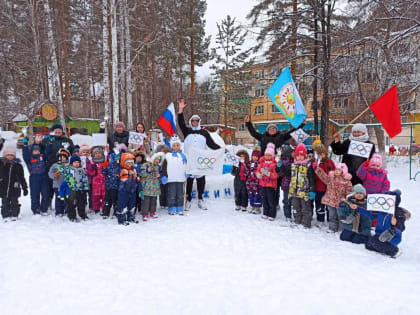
[0,135,187,226]
[231,140,411,258]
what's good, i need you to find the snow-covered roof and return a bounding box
[12,113,28,122]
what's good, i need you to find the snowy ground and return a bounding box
[1,157,419,315]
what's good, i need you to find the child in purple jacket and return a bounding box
[243,148,262,214]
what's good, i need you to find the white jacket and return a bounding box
[164,152,186,183]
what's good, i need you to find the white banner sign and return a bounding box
[291,128,309,144]
[367,194,396,214]
[348,140,373,158]
[92,133,107,147]
[128,132,144,145]
[186,147,225,176]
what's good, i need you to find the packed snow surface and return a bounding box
[0,161,419,315]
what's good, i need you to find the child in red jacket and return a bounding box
[313,144,335,223]
[256,143,278,221]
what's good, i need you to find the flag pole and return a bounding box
[336,106,371,135]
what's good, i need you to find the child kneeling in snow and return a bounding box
[256,143,279,221]
[231,149,250,212]
[338,184,372,244]
[281,144,315,228]
[161,136,187,215]
[244,148,262,214]
[314,162,353,232]
[117,152,139,225]
[59,154,89,222]
[140,152,164,221]
[357,190,411,258]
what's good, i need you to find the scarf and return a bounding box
[349,134,369,142]
[294,158,309,165]
[172,150,187,164]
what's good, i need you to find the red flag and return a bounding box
[369,85,402,138]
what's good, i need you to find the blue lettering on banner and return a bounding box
[203,190,210,199]
[192,190,197,199]
[214,190,220,199]
[224,188,231,197]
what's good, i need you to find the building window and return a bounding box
[271,105,281,113]
[254,70,264,80]
[238,123,246,132]
[254,106,264,115]
[254,88,265,97]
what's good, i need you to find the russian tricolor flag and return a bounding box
[157,102,177,136]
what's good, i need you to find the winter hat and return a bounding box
[307,148,314,155]
[80,144,90,153]
[353,184,366,196]
[294,143,307,158]
[312,138,322,147]
[73,145,80,153]
[91,146,105,163]
[2,146,16,157]
[264,143,275,157]
[369,153,383,168]
[251,148,261,159]
[134,150,146,160]
[352,123,368,135]
[236,149,250,162]
[170,135,182,146]
[386,189,401,207]
[52,124,64,131]
[57,148,70,162]
[281,144,294,158]
[266,123,278,132]
[70,154,81,165]
[32,144,41,152]
[151,152,165,166]
[332,162,352,180]
[115,121,126,130]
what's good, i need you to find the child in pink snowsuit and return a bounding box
[87,146,107,214]
[356,153,390,194]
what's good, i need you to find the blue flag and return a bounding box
[267,66,307,128]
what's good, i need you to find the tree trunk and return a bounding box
[312,5,319,136]
[102,0,112,128]
[291,0,298,75]
[111,0,119,123]
[119,3,127,125]
[320,2,330,144]
[123,0,133,130]
[43,0,67,135]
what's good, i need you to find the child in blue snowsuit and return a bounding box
[117,152,139,225]
[48,148,70,216]
[22,144,50,215]
[134,151,146,215]
[102,149,121,219]
[357,190,411,257]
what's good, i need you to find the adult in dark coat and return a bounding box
[331,123,375,186]
[0,135,4,152]
[108,121,129,152]
[244,115,303,154]
[35,124,75,170]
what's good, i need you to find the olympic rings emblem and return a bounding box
[350,143,369,156]
[367,196,395,211]
[197,156,217,169]
[225,151,239,163]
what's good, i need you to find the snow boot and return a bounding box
[185,201,192,210]
[150,211,158,219]
[235,206,241,211]
[241,207,247,212]
[142,214,148,222]
[198,199,208,210]
[168,207,177,215]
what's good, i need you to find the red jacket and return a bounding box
[87,162,107,196]
[257,157,278,188]
[312,159,335,192]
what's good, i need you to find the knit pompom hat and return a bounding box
[251,147,261,159]
[352,123,368,135]
[369,153,383,168]
[294,143,307,158]
[2,146,16,157]
[353,184,366,196]
[330,162,352,180]
[266,123,278,132]
[265,143,275,157]
[170,135,182,146]
[80,144,90,153]
[70,154,81,165]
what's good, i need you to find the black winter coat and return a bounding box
[41,136,75,170]
[330,139,375,185]
[246,121,302,154]
[108,131,129,152]
[0,158,28,199]
[0,137,4,152]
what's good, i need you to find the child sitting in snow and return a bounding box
[231,149,250,212]
[358,190,411,258]
[243,148,262,214]
[281,143,316,228]
[314,162,353,233]
[87,146,107,215]
[0,146,28,221]
[356,153,390,194]
[161,135,188,215]
[48,148,70,216]
[59,154,89,222]
[338,184,372,244]
[256,143,279,221]
[117,152,139,225]
[134,150,146,215]
[22,144,50,215]
[140,152,164,221]
[313,144,335,224]
[276,140,296,221]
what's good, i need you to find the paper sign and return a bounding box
[128,132,144,145]
[92,133,107,147]
[224,150,240,165]
[186,147,225,176]
[348,140,373,158]
[367,194,396,214]
[291,128,309,144]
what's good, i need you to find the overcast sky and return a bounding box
[196,0,258,81]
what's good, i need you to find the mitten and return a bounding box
[363,160,370,168]
[309,192,316,200]
[54,171,60,179]
[138,191,145,200]
[277,161,283,168]
[161,176,168,185]
[379,229,396,242]
[340,213,355,224]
